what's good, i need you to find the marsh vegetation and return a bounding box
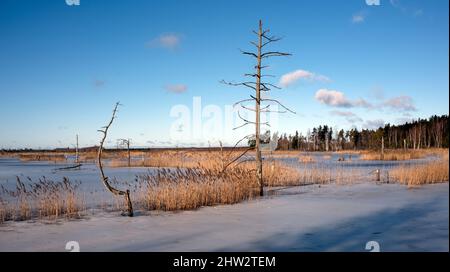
[0,148,448,224]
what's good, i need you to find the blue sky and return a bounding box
[0,0,448,148]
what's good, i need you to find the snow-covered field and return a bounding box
[1,182,448,252]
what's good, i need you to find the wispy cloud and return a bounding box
[147,33,182,50]
[279,69,329,87]
[315,89,372,108]
[93,79,105,88]
[390,0,424,17]
[165,84,187,94]
[352,14,365,23]
[382,96,417,111]
[330,110,356,117]
[316,89,416,112]
[330,110,363,123]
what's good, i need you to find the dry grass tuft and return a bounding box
[0,177,84,223]
[359,149,442,161]
[298,155,315,163]
[295,164,365,185]
[132,157,305,211]
[19,153,67,163]
[390,158,449,187]
[135,164,259,211]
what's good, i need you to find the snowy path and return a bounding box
[0,183,448,252]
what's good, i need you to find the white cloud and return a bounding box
[315,89,372,108]
[316,89,352,107]
[382,96,417,111]
[148,33,182,49]
[279,69,329,87]
[165,84,187,94]
[316,89,416,113]
[352,14,365,23]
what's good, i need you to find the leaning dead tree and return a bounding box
[117,138,131,167]
[222,20,294,196]
[98,102,133,216]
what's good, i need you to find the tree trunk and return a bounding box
[75,134,79,164]
[98,103,133,217]
[255,20,263,197]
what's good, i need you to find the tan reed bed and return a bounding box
[390,157,449,187]
[0,177,84,223]
[359,149,438,161]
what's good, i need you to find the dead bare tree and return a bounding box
[75,134,79,164]
[222,20,294,196]
[118,138,131,167]
[98,102,133,216]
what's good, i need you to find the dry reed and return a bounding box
[390,158,449,187]
[360,149,431,161]
[135,165,259,211]
[0,177,84,223]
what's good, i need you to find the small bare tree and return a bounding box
[98,102,133,216]
[75,134,79,164]
[118,138,131,167]
[222,20,294,196]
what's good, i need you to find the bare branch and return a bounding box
[261,51,292,58]
[262,98,296,114]
[220,147,253,173]
[262,38,282,48]
[244,73,275,78]
[223,134,254,162]
[233,122,251,130]
[240,49,257,58]
[233,98,256,108]
[240,104,270,112]
[261,108,287,113]
[220,80,256,91]
[261,34,282,47]
[237,110,256,124]
[261,82,281,90]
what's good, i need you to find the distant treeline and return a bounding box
[267,115,449,151]
[0,146,250,153]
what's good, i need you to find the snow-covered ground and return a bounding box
[1,182,448,252]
